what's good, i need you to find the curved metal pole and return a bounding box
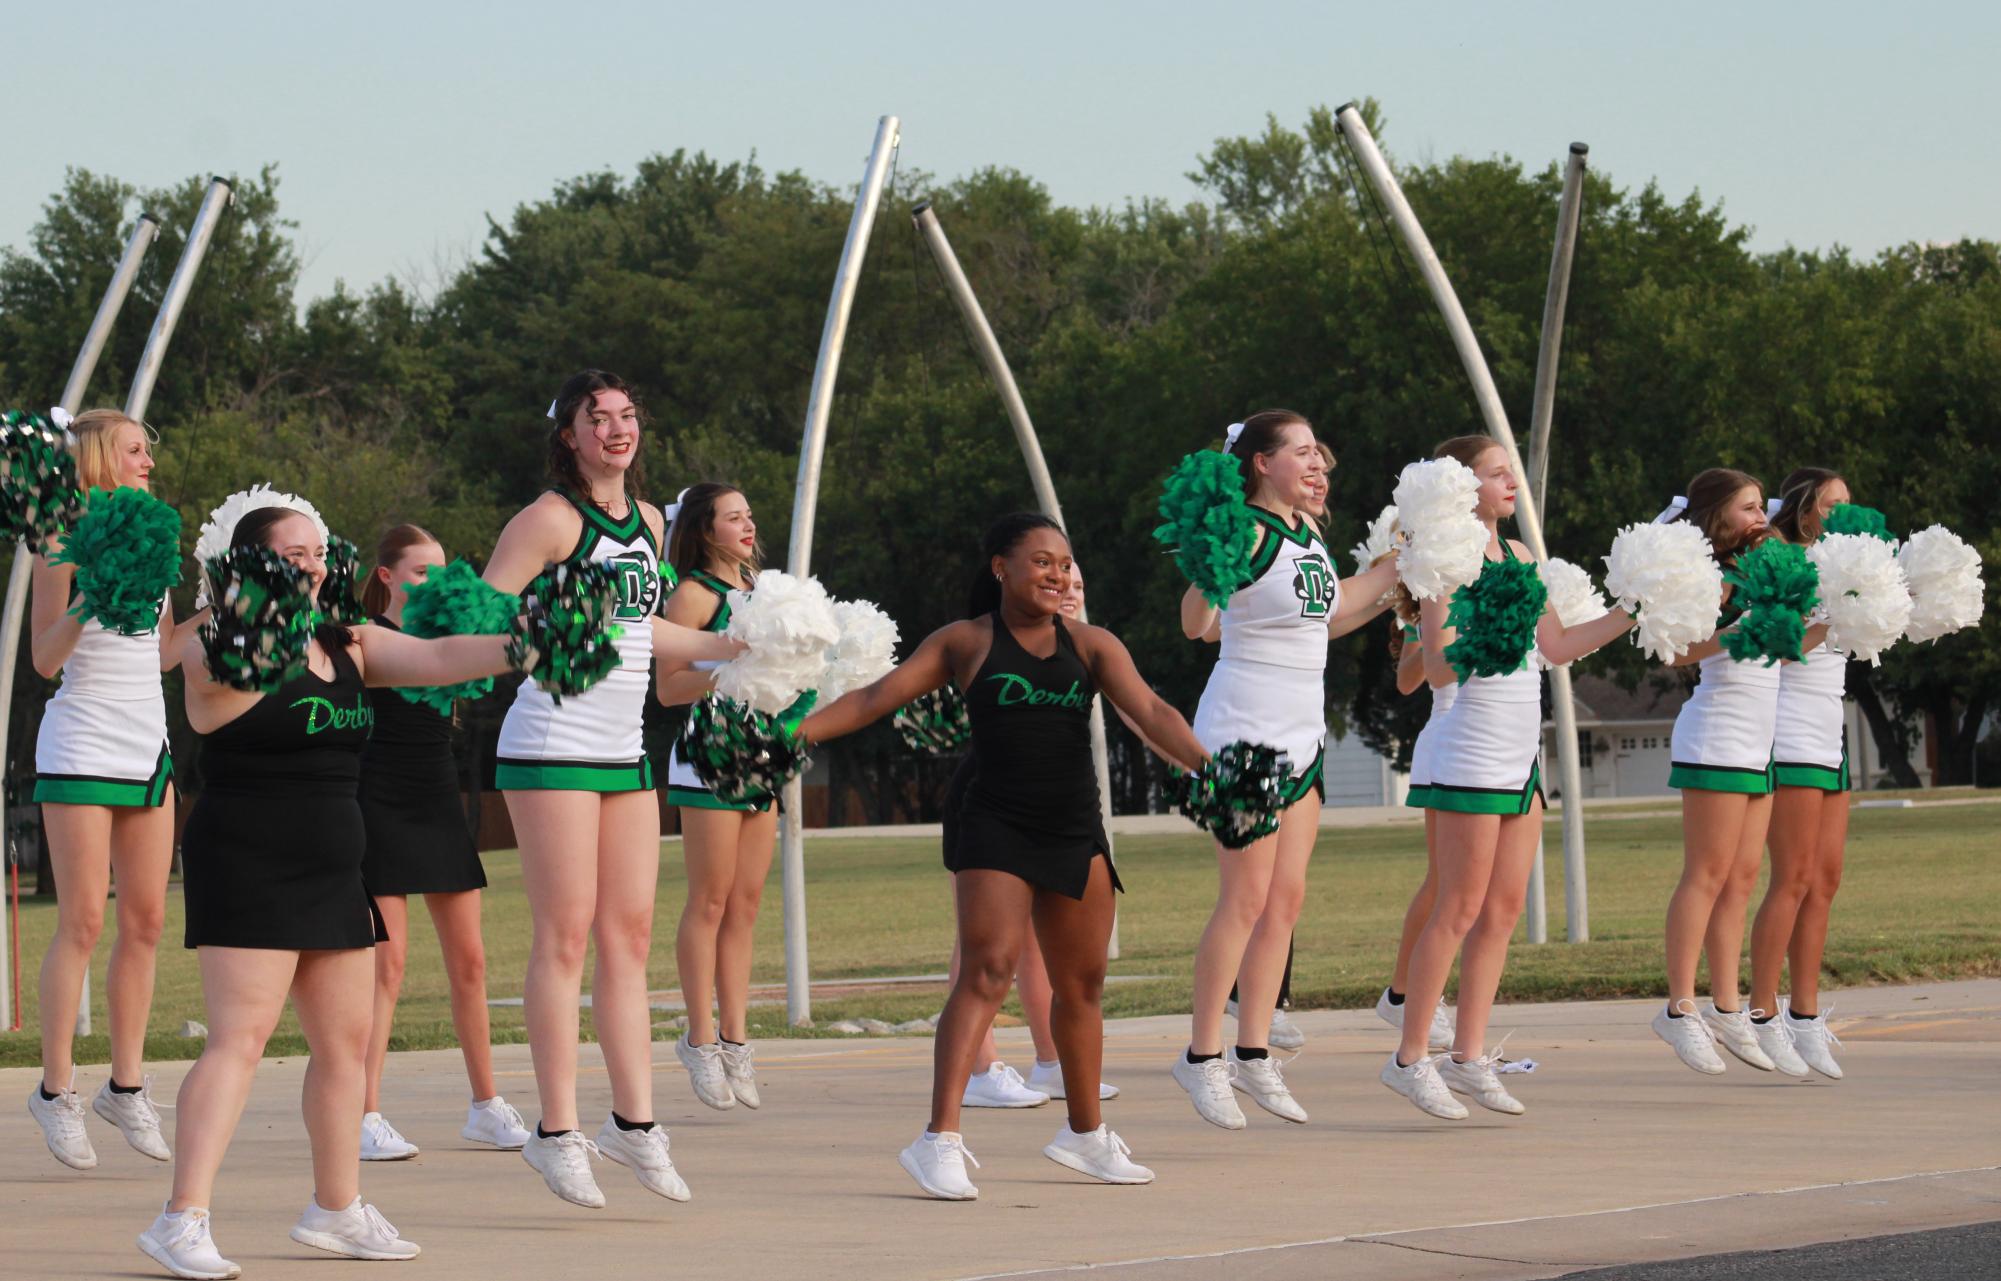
[0,211,159,1030]
[126,178,233,421]
[911,201,1121,959]
[780,117,900,1027]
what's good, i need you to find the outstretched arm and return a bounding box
[1328,557,1399,636]
[801,623,962,746]
[1077,625,1206,773]
[355,625,512,689]
[1536,605,1636,668]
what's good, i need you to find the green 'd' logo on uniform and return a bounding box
[1292,553,1335,619]
[606,551,661,623]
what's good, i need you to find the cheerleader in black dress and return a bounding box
[355,525,528,1163]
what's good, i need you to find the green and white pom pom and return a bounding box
[1821,503,1895,544]
[199,545,315,692]
[894,685,971,756]
[0,410,85,546]
[1443,556,1548,683]
[682,691,816,804]
[396,559,522,714]
[1175,741,1293,850]
[506,560,625,704]
[1153,450,1258,608]
[1721,539,1821,666]
[317,535,370,629]
[50,487,182,636]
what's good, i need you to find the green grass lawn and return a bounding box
[5,800,1998,1068]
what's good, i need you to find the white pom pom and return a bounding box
[194,484,333,609]
[1540,557,1609,629]
[1602,521,1723,663]
[712,570,842,713]
[1807,532,1910,665]
[1393,458,1487,601]
[819,599,900,703]
[1349,504,1399,576]
[1898,525,1985,643]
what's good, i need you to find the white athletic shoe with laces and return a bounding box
[594,1117,692,1201]
[1043,1124,1155,1184]
[462,1095,531,1149]
[28,1076,97,1170]
[1652,999,1727,1075]
[1438,1052,1526,1115]
[1226,997,1307,1051]
[718,1039,762,1109]
[1026,1058,1120,1101]
[359,1110,421,1160]
[522,1128,607,1208]
[675,1035,738,1110]
[1750,1011,1811,1077]
[1787,1003,1844,1080]
[1703,1004,1776,1071]
[1379,1052,1469,1120]
[899,1130,980,1200]
[1374,988,1456,1048]
[1170,1053,1247,1129]
[93,1078,171,1161]
[1230,1054,1308,1123]
[138,1204,240,1280]
[962,1061,1049,1109]
[288,1197,421,1260]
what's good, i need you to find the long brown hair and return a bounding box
[1226,409,1312,504]
[361,523,440,616]
[667,483,760,584]
[1769,467,1843,544]
[1677,467,1766,565]
[547,369,648,505]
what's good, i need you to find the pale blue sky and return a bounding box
[9,1,1997,300]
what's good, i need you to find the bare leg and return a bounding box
[1788,796,1849,1014]
[504,790,601,1132]
[929,871,1032,1135]
[1032,858,1116,1134]
[168,947,297,1211]
[1390,812,1441,993]
[36,804,112,1091]
[592,790,661,1124]
[1187,832,1278,1055]
[675,807,742,1048]
[363,895,410,1113]
[1704,793,1773,1009]
[1750,787,1822,1015]
[1016,929,1057,1064]
[426,890,497,1099]
[105,802,174,1087]
[292,948,376,1211]
[948,932,1003,1073]
[714,807,778,1043]
[1450,803,1542,1056]
[1398,811,1501,1066]
[1664,790,1753,1007]
[1231,792,1319,1051]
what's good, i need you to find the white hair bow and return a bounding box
[1766,497,1785,519]
[48,406,75,446]
[662,487,690,522]
[546,399,559,420]
[1652,495,1689,525]
[1223,421,1246,450]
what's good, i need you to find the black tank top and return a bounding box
[360,615,455,795]
[201,634,374,796]
[963,612,1101,827]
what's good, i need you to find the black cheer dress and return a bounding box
[952,612,1119,900]
[181,635,387,950]
[359,615,486,896]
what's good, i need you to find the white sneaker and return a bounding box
[138,1204,240,1280]
[1378,1052,1469,1120]
[675,1035,737,1111]
[1750,1011,1810,1077]
[594,1117,691,1201]
[462,1095,531,1149]
[288,1197,421,1260]
[93,1078,172,1161]
[1652,999,1727,1075]
[1230,1054,1308,1123]
[1703,1005,1776,1071]
[898,1131,979,1200]
[1438,1052,1526,1116]
[962,1061,1049,1109]
[1026,1058,1120,1101]
[28,1077,97,1170]
[1042,1124,1155,1184]
[718,1039,762,1109]
[521,1128,607,1208]
[1373,987,1456,1048]
[1787,1004,1844,1080]
[1226,997,1308,1052]
[359,1111,421,1160]
[1170,1053,1246,1130]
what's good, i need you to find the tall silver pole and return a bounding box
[125,178,233,422]
[780,118,900,1027]
[0,212,160,1032]
[912,202,1120,958]
[1530,146,1592,943]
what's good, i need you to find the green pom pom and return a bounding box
[0,410,84,546]
[1443,556,1549,683]
[1721,539,1821,665]
[682,690,816,803]
[507,561,625,704]
[396,560,521,714]
[1175,741,1292,849]
[1152,450,1259,608]
[893,685,971,756]
[50,487,182,636]
[1821,503,1894,543]
[317,535,370,628]
[199,546,314,692]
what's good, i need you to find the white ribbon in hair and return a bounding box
[1652,495,1689,525]
[546,399,559,420]
[662,486,691,522]
[1223,421,1246,450]
[48,406,75,446]
[1766,497,1785,519]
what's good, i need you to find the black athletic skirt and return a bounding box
[359,752,486,896]
[182,786,386,950]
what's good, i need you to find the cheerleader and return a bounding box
[1174,412,1399,1130]
[27,410,190,1171]
[1651,469,1786,1076]
[483,371,738,1210]
[800,513,1211,1200]
[356,525,530,1161]
[1746,468,1852,1079]
[656,482,775,1112]
[1382,437,1636,1120]
[141,501,547,1279]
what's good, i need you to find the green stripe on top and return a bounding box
[1249,504,1314,547]
[687,570,740,632]
[564,490,648,547]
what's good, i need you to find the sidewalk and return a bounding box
[5,980,1997,1280]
